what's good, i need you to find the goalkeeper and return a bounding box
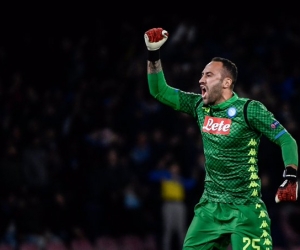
[144,27,298,250]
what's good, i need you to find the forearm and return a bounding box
[147,61,179,109]
[275,132,298,203]
[147,59,162,74]
[277,132,298,169]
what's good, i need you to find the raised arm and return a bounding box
[144,28,180,109]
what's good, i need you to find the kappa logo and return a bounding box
[202,116,231,135]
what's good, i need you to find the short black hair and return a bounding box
[211,57,238,86]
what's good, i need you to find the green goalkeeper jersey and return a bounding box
[148,71,296,205]
[178,91,277,204]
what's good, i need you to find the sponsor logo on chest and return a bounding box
[202,116,232,135]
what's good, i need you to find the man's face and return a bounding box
[199,61,225,105]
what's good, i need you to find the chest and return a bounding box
[197,105,251,138]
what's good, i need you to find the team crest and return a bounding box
[227,107,237,118]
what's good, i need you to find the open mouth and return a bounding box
[201,86,207,98]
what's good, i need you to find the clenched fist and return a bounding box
[144,28,169,51]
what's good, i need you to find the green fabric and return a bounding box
[183,202,272,249]
[148,71,179,109]
[181,92,264,204]
[276,132,298,167]
[147,71,298,204]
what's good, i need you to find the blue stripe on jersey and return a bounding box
[275,129,287,140]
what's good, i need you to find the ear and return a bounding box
[223,77,232,88]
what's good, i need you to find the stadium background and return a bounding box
[0,7,299,250]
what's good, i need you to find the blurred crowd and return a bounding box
[0,12,300,250]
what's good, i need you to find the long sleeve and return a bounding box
[276,132,298,168]
[147,71,180,109]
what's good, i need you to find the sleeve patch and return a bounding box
[271,120,280,129]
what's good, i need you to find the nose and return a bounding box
[199,76,205,85]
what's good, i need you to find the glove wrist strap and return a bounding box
[284,166,297,181]
[148,50,160,62]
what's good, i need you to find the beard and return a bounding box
[203,81,223,105]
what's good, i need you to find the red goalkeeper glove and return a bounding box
[275,166,298,203]
[144,28,168,61]
[144,27,168,51]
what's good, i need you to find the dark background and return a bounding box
[0,6,299,250]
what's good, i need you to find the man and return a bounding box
[149,161,197,250]
[144,27,298,250]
